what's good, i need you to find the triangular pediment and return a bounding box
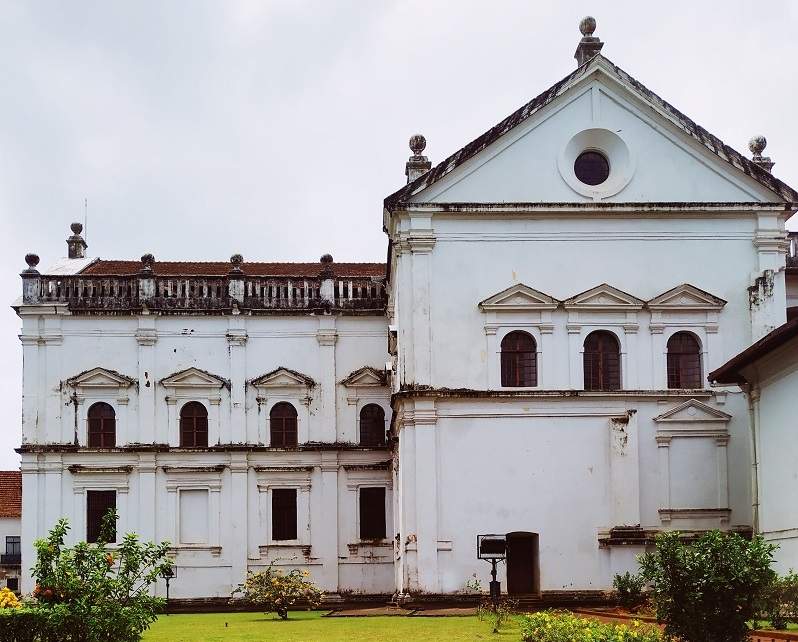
[160,367,228,389]
[653,399,731,424]
[648,284,727,311]
[479,284,559,312]
[340,366,387,388]
[251,367,315,389]
[385,56,797,208]
[67,367,135,389]
[564,284,644,310]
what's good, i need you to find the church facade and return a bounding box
[14,20,798,600]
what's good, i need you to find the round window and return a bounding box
[574,151,610,186]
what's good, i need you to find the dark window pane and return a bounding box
[5,536,20,555]
[180,402,208,448]
[574,151,610,185]
[6,578,18,592]
[667,332,702,389]
[270,403,298,447]
[359,404,386,447]
[359,487,386,540]
[500,331,538,387]
[272,489,297,541]
[88,402,116,448]
[86,490,116,543]
[584,331,621,391]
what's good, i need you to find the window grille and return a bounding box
[270,403,298,447]
[501,331,538,387]
[180,402,209,448]
[87,402,116,448]
[583,330,621,391]
[667,332,702,389]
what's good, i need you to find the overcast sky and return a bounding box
[0,1,796,469]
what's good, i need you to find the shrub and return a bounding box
[638,530,777,642]
[235,562,323,619]
[758,570,798,629]
[0,587,21,609]
[0,512,173,642]
[613,571,646,612]
[476,597,517,633]
[519,610,662,642]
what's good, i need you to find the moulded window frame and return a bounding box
[493,325,545,391]
[580,326,626,391]
[661,327,709,391]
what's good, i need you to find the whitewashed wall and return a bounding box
[18,312,394,597]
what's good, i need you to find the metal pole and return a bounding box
[165,577,170,616]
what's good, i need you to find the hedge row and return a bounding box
[0,606,94,642]
[520,611,663,642]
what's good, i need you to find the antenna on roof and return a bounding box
[84,197,88,243]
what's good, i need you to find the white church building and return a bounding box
[14,19,798,601]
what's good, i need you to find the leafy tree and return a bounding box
[29,511,173,642]
[235,562,322,619]
[638,530,776,642]
[613,571,646,612]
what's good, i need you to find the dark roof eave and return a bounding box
[708,317,798,384]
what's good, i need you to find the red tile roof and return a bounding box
[0,471,21,519]
[80,261,386,278]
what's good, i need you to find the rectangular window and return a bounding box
[5,536,20,556]
[359,487,386,540]
[86,490,116,543]
[272,489,297,541]
[6,578,18,592]
[179,489,209,544]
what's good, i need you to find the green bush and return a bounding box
[519,611,662,642]
[758,570,798,629]
[613,571,646,612]
[0,512,173,642]
[639,530,777,642]
[234,562,323,619]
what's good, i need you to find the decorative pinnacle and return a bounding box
[579,16,597,37]
[748,135,767,157]
[320,254,334,264]
[140,253,155,273]
[23,253,40,273]
[229,253,244,273]
[70,222,84,235]
[409,134,427,157]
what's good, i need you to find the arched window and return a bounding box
[667,332,702,389]
[180,401,208,448]
[270,402,298,447]
[87,402,116,448]
[584,331,621,391]
[501,331,538,387]
[360,404,386,447]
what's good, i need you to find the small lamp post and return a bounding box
[477,534,506,611]
[161,565,176,615]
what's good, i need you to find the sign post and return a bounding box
[477,534,507,611]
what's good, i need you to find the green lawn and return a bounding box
[142,610,521,642]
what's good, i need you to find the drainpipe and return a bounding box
[744,383,761,533]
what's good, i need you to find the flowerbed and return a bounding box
[520,611,663,642]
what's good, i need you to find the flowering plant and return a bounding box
[520,611,662,642]
[235,562,322,619]
[0,587,21,609]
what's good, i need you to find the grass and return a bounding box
[141,610,521,642]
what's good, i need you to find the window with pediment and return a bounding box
[270,402,298,447]
[667,332,703,389]
[180,401,208,448]
[584,330,621,391]
[87,402,116,448]
[500,331,537,387]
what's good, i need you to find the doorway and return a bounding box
[505,531,539,595]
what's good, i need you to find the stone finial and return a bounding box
[140,253,155,274]
[405,134,432,184]
[574,16,604,67]
[23,253,40,274]
[320,253,334,279]
[67,221,87,259]
[229,253,244,273]
[320,253,333,264]
[749,135,774,172]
